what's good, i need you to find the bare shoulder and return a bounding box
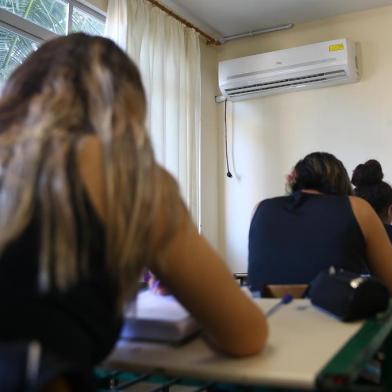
[348,195,373,218]
[76,135,106,221]
[156,165,179,189]
[77,135,103,162]
[348,195,382,241]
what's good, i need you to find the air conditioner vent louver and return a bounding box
[218,39,360,101]
[226,70,347,98]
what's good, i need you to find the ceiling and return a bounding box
[160,0,392,42]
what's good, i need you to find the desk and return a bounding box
[104,299,392,391]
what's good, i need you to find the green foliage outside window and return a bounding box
[72,6,104,35]
[0,0,68,34]
[0,26,38,80]
[0,0,105,82]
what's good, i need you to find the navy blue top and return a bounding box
[0,150,122,367]
[248,192,369,293]
[385,224,392,243]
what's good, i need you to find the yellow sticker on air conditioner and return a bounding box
[329,43,344,52]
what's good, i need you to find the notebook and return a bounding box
[121,290,200,343]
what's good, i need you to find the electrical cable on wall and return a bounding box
[224,99,233,178]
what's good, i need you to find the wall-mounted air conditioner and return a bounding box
[218,38,360,101]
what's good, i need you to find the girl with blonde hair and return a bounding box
[0,33,267,390]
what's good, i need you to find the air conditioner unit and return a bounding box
[218,38,360,101]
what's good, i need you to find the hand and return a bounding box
[144,270,170,295]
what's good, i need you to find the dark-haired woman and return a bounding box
[248,152,392,295]
[352,159,392,242]
[0,34,267,389]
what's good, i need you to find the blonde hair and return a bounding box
[0,33,176,305]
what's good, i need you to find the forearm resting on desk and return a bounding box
[149,213,268,357]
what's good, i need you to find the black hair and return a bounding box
[291,152,352,195]
[352,159,392,220]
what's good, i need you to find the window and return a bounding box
[0,0,105,82]
[71,5,104,35]
[0,0,68,34]
[0,25,38,80]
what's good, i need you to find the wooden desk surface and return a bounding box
[105,299,363,390]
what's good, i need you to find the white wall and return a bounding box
[216,5,392,272]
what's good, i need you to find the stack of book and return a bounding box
[121,290,200,343]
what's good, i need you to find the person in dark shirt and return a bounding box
[248,152,392,295]
[352,159,392,242]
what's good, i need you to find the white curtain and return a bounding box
[105,0,201,226]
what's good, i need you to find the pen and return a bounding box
[265,294,293,318]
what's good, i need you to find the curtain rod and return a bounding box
[145,0,221,46]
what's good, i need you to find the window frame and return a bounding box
[68,0,106,35]
[0,0,106,43]
[0,1,106,81]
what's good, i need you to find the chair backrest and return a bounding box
[41,378,71,392]
[233,273,248,286]
[263,284,309,298]
[0,341,39,391]
[0,341,93,391]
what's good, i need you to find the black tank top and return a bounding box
[248,192,368,293]
[0,147,122,366]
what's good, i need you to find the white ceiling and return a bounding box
[160,0,392,42]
